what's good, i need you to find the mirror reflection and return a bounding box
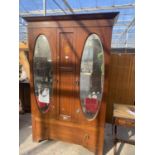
[33,35,53,113]
[80,34,104,120]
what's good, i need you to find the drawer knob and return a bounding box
[75,80,79,86]
[76,108,80,113]
[63,116,68,120]
[83,133,89,142]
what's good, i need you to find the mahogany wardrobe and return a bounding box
[23,12,119,155]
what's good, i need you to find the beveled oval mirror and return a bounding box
[80,34,104,120]
[33,35,53,113]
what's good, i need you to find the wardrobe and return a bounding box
[23,12,118,155]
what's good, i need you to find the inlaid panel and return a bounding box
[58,31,76,121]
[59,32,75,70]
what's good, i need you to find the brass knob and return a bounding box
[83,133,89,143]
[75,80,79,86]
[76,108,80,113]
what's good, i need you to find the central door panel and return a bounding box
[57,29,76,121]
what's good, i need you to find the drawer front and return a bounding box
[34,118,103,152]
[48,122,98,152]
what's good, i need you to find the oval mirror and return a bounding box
[33,35,53,113]
[80,34,104,120]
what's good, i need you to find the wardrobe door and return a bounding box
[73,27,111,127]
[33,34,53,113]
[57,28,77,121]
[29,28,57,119]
